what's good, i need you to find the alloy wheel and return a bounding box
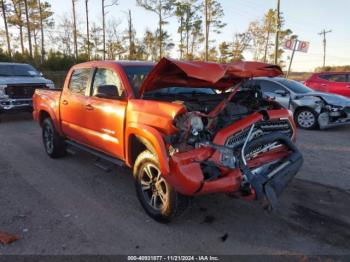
[140,163,168,211]
[297,111,316,128]
[43,125,54,154]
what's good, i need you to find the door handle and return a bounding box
[62,100,68,105]
[85,104,94,111]
[321,84,327,86]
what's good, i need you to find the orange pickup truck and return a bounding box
[33,58,303,222]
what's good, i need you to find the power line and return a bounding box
[318,29,332,68]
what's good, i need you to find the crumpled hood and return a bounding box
[139,58,283,96]
[300,92,350,107]
[0,76,52,85]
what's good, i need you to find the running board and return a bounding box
[65,140,125,168]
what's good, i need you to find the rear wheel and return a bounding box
[134,150,189,223]
[295,108,318,130]
[42,118,66,158]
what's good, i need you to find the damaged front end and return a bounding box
[166,109,303,210]
[139,58,303,209]
[318,104,350,129]
[293,93,350,129]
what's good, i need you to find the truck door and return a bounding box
[60,67,94,145]
[84,67,126,159]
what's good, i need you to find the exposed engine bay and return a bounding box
[145,86,286,148]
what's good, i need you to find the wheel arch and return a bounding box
[38,109,63,135]
[294,106,318,115]
[125,123,170,176]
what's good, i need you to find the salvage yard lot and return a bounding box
[0,113,350,255]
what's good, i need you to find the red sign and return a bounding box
[283,39,310,53]
[296,41,310,53]
[283,39,295,50]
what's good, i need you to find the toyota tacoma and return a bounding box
[33,58,303,222]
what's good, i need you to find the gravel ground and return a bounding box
[0,113,349,255]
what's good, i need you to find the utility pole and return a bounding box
[274,0,281,65]
[318,29,332,69]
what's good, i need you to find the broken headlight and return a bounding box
[325,104,342,112]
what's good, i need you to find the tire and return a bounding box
[42,118,67,158]
[294,108,319,130]
[134,150,189,223]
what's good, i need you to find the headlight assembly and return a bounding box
[0,84,8,98]
[325,104,342,112]
[46,83,55,89]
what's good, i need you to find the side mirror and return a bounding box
[94,84,119,99]
[274,89,289,97]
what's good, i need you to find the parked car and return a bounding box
[0,62,54,116]
[304,72,350,98]
[243,77,350,130]
[33,58,303,222]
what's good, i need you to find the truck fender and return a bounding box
[38,106,63,135]
[125,123,170,176]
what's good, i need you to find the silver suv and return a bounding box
[0,62,54,114]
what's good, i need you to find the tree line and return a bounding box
[0,0,293,71]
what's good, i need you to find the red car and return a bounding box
[304,72,350,98]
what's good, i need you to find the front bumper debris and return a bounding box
[239,133,303,209]
[167,132,303,209]
[318,110,350,129]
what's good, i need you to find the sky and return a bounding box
[24,0,350,71]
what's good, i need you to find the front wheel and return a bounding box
[294,108,319,130]
[134,150,189,223]
[42,118,67,158]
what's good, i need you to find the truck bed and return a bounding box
[32,89,62,126]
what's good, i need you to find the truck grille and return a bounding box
[225,120,292,149]
[5,84,46,99]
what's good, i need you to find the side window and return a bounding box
[68,68,91,95]
[318,74,331,81]
[259,80,285,93]
[92,68,125,98]
[320,74,347,82]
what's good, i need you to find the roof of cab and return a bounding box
[72,60,155,68]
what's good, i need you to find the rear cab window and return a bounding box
[68,68,91,95]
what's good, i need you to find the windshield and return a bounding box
[0,64,40,77]
[123,65,216,97]
[277,79,313,94]
[122,65,153,95]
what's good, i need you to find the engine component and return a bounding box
[190,115,204,135]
